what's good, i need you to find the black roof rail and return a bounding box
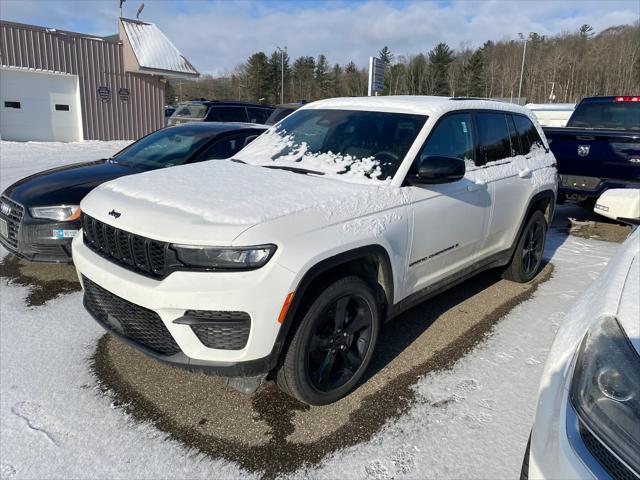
[449,97,493,101]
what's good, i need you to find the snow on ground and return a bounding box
[0,141,624,478]
[0,140,131,192]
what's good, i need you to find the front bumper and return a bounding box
[73,235,296,376]
[0,196,77,262]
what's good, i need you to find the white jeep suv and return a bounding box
[73,96,557,405]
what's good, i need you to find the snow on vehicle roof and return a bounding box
[302,95,535,118]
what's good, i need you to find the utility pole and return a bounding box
[276,46,286,104]
[517,33,531,104]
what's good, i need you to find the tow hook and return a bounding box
[224,375,264,394]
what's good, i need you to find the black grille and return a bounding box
[579,422,638,480]
[83,276,181,356]
[185,310,251,350]
[82,214,168,278]
[0,196,24,249]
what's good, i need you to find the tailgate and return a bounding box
[546,128,640,180]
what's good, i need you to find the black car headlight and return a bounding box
[30,205,80,222]
[570,315,640,473]
[171,244,276,270]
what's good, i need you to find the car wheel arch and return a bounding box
[270,245,395,369]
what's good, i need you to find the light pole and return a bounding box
[276,46,287,104]
[517,33,531,104]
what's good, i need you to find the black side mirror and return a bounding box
[410,155,466,184]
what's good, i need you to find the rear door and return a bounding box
[480,112,546,252]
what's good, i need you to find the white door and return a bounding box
[0,67,83,142]
[403,113,492,296]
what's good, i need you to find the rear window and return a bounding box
[265,107,296,125]
[247,107,272,124]
[512,114,544,155]
[475,112,511,165]
[172,103,208,120]
[569,100,640,130]
[211,106,248,123]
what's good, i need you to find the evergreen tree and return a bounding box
[164,80,177,105]
[379,46,394,65]
[428,42,454,95]
[463,49,484,97]
[315,54,331,99]
[579,24,595,39]
[242,52,272,101]
[331,63,343,96]
[291,56,316,101]
[268,50,290,104]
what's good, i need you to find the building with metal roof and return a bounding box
[0,18,199,142]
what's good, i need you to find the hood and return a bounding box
[4,160,140,207]
[82,160,397,245]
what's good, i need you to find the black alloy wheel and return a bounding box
[276,276,380,405]
[522,220,544,277]
[307,294,373,392]
[503,210,547,283]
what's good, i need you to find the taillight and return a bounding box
[614,96,639,102]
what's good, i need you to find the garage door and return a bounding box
[0,67,83,142]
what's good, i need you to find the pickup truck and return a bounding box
[543,96,640,205]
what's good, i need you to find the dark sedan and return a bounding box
[0,122,266,263]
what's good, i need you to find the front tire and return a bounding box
[503,210,547,283]
[276,276,380,405]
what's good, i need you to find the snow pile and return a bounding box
[96,161,404,226]
[235,127,386,183]
[0,140,131,192]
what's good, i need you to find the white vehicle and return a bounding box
[73,96,558,405]
[525,189,640,479]
[525,103,576,127]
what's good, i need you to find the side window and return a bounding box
[200,135,248,160]
[247,107,271,124]
[211,106,249,123]
[417,113,474,169]
[513,115,544,154]
[475,112,512,165]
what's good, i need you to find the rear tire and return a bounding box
[276,276,380,405]
[503,210,547,283]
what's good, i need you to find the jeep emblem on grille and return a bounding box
[108,209,121,219]
[0,202,10,216]
[577,145,590,157]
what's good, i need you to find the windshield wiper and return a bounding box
[230,158,246,164]
[263,165,324,175]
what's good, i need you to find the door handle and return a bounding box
[467,181,487,192]
[519,168,532,178]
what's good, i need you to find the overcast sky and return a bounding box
[1,0,638,75]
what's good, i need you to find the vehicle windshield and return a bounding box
[235,109,427,182]
[569,101,640,130]
[171,103,208,120]
[113,127,214,169]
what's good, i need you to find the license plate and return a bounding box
[0,218,7,238]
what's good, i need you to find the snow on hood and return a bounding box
[93,160,402,228]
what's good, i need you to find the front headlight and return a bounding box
[171,244,276,270]
[30,205,80,222]
[570,315,640,473]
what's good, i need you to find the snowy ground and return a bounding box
[0,141,623,479]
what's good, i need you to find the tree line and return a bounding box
[166,22,639,106]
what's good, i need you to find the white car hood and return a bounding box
[81,160,390,245]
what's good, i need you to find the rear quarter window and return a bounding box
[512,115,544,154]
[210,106,249,123]
[247,107,272,124]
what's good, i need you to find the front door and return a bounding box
[403,113,492,296]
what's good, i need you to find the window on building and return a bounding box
[4,101,21,109]
[55,104,70,111]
